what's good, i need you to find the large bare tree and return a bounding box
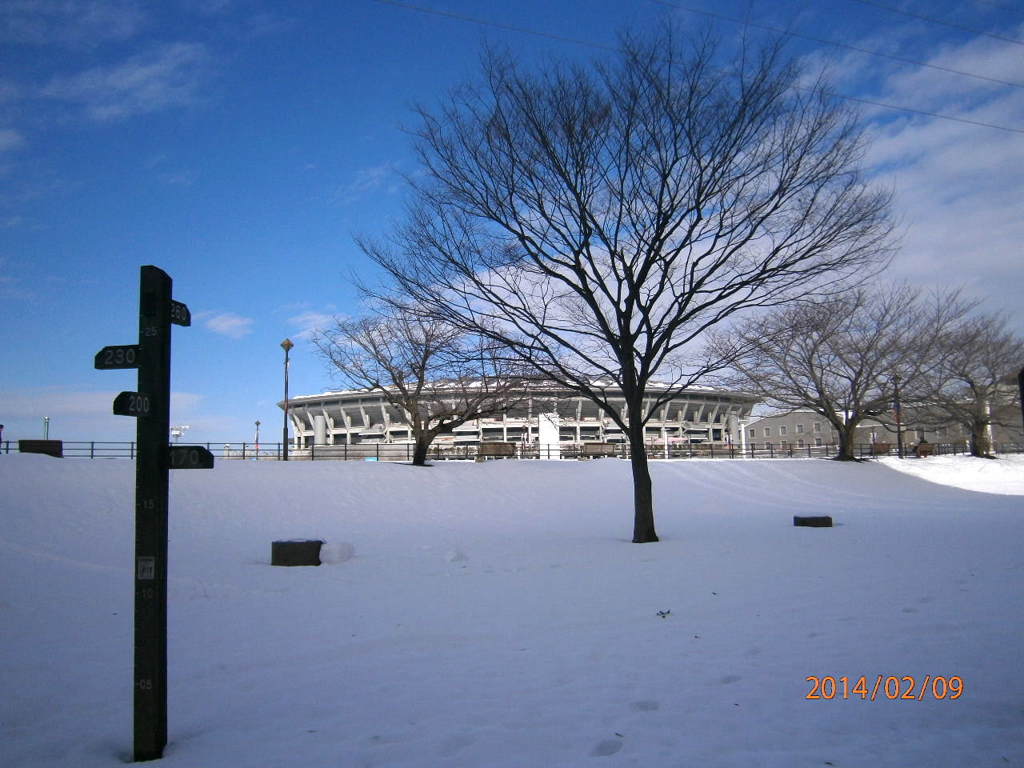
[363,31,893,541]
[313,311,520,466]
[717,285,974,460]
[922,313,1024,457]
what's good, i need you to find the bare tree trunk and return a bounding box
[628,431,658,543]
[410,420,433,466]
[835,426,858,461]
[411,434,432,466]
[969,426,990,458]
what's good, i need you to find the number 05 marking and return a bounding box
[137,557,156,580]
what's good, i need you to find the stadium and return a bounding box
[282,381,758,457]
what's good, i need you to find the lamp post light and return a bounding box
[281,338,294,461]
[43,416,50,440]
[254,420,261,460]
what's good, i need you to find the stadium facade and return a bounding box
[282,382,758,450]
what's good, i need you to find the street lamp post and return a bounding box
[281,338,294,461]
[254,420,261,460]
[893,375,904,459]
[1018,366,1024,436]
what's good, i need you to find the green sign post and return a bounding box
[95,266,213,762]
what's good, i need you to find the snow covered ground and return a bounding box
[879,452,1024,495]
[2,453,1022,767]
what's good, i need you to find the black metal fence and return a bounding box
[2,439,1021,462]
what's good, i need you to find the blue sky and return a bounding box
[1,0,1022,444]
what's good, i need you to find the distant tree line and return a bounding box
[715,285,1023,459]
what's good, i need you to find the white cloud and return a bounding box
[200,311,255,339]
[159,169,198,187]
[0,0,146,46]
[288,309,339,340]
[0,79,21,103]
[0,387,208,442]
[0,255,28,298]
[170,391,204,413]
[2,388,112,419]
[333,163,400,205]
[40,41,211,121]
[790,23,1023,336]
[852,29,1024,333]
[0,128,25,153]
[179,0,235,15]
[0,388,131,442]
[879,30,1024,110]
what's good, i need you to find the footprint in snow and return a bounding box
[630,700,660,712]
[439,733,476,756]
[591,739,623,757]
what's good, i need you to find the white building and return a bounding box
[281,381,758,451]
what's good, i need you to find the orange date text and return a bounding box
[805,675,964,701]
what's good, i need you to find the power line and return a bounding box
[973,0,1022,10]
[370,0,1024,135]
[970,0,1018,8]
[826,91,1024,134]
[971,0,1019,9]
[845,0,1024,48]
[649,0,1024,90]
[371,0,616,51]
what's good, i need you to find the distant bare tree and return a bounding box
[717,285,974,460]
[313,311,520,466]
[922,313,1024,457]
[362,31,893,541]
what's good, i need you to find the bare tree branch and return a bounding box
[918,313,1024,456]
[361,29,894,539]
[716,284,976,460]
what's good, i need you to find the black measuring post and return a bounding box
[169,300,191,327]
[169,445,215,469]
[95,345,144,369]
[113,391,153,418]
[95,265,210,762]
[132,266,173,762]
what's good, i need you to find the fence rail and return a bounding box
[2,439,1021,462]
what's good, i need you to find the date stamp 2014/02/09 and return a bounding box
[806,675,964,701]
